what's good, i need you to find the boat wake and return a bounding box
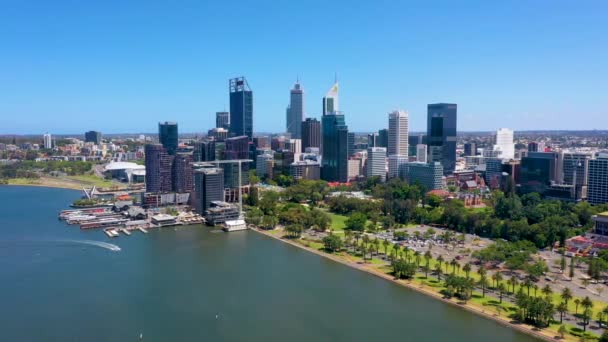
[61,239,121,252]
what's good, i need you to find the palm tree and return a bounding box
[463,263,472,279]
[437,255,445,273]
[450,258,458,275]
[414,251,421,268]
[556,302,568,323]
[532,284,538,297]
[523,277,533,296]
[581,296,594,311]
[561,287,573,307]
[382,239,390,257]
[497,283,506,303]
[478,274,489,298]
[434,263,443,282]
[508,275,518,294]
[403,246,410,261]
[424,251,432,278]
[574,298,581,315]
[541,284,553,299]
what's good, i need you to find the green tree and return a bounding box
[561,287,573,307]
[463,263,472,279]
[345,212,367,231]
[323,234,343,253]
[556,302,568,323]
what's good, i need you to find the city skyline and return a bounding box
[1,2,607,134]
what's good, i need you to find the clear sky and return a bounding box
[1,0,607,134]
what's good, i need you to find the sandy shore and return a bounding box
[252,228,564,342]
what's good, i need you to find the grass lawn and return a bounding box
[65,175,118,188]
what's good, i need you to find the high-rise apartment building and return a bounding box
[367,147,387,181]
[172,153,194,193]
[588,154,608,205]
[427,103,457,174]
[388,110,408,157]
[158,121,178,155]
[216,111,230,130]
[494,128,515,160]
[43,133,52,149]
[84,131,102,145]
[145,143,173,193]
[301,118,321,150]
[229,77,253,140]
[286,81,304,139]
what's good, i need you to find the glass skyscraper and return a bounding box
[426,103,457,175]
[229,77,253,140]
[286,81,304,139]
[321,113,349,182]
[158,121,178,156]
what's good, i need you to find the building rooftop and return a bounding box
[104,161,145,171]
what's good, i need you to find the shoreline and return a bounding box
[2,182,83,191]
[251,228,561,342]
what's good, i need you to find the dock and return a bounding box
[104,229,119,238]
[138,227,148,234]
[121,228,131,236]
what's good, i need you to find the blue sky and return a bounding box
[1,1,607,134]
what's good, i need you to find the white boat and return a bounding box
[223,219,248,232]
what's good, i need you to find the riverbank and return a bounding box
[3,176,124,190]
[252,228,578,342]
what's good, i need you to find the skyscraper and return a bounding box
[158,121,178,155]
[388,154,407,180]
[84,131,102,145]
[321,113,349,182]
[494,128,515,160]
[193,140,216,162]
[229,77,253,140]
[366,147,387,181]
[464,142,477,156]
[562,152,592,188]
[145,143,173,193]
[301,118,321,150]
[43,132,52,149]
[193,167,224,215]
[378,129,389,149]
[172,153,194,193]
[216,111,230,130]
[286,81,304,139]
[427,103,457,175]
[588,154,608,205]
[322,82,339,115]
[416,144,428,163]
[388,110,409,157]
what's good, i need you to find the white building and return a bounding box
[388,154,408,179]
[366,147,387,181]
[43,132,52,149]
[416,144,428,163]
[388,110,408,157]
[494,128,514,160]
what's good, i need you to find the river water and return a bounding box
[0,186,538,341]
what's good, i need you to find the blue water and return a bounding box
[0,186,538,341]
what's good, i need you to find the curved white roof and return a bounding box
[104,162,145,171]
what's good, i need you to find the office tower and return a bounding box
[224,136,250,160]
[347,132,355,157]
[286,138,302,156]
[464,142,477,157]
[321,112,349,182]
[193,168,224,214]
[290,160,321,180]
[401,162,444,190]
[256,153,274,179]
[229,77,253,140]
[221,163,249,189]
[301,118,321,150]
[253,136,270,149]
[388,154,407,180]
[528,142,539,152]
[427,103,457,174]
[378,129,389,149]
[408,134,424,157]
[172,153,194,193]
[368,133,379,147]
[158,121,178,155]
[216,111,230,130]
[322,81,339,115]
[519,151,560,194]
[588,155,608,204]
[84,131,102,145]
[388,110,409,157]
[193,140,216,162]
[562,152,591,186]
[494,128,515,160]
[286,81,304,139]
[145,144,173,193]
[485,158,504,189]
[366,147,387,181]
[416,144,428,163]
[43,132,52,149]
